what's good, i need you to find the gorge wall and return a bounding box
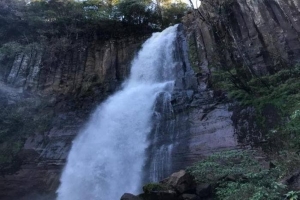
[0,35,147,199]
[146,0,300,184]
[0,0,300,199]
[182,0,300,147]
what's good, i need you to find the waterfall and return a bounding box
[56,25,178,200]
[147,92,175,182]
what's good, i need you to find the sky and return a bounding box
[182,0,201,8]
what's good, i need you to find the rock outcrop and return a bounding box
[146,0,300,185]
[166,170,196,194]
[138,170,205,200]
[184,0,300,76]
[1,0,300,198]
[180,0,300,158]
[0,36,147,199]
[145,24,238,183]
[120,193,142,200]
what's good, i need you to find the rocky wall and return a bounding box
[0,36,147,199]
[181,0,300,153]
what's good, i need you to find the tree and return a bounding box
[116,0,153,25]
[162,2,188,26]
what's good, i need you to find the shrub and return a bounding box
[187,150,286,200]
[187,150,260,183]
[142,183,167,193]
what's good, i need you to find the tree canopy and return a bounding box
[0,0,189,45]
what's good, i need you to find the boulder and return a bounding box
[281,170,300,190]
[120,193,141,200]
[167,170,196,193]
[196,183,212,197]
[139,190,178,200]
[179,194,200,200]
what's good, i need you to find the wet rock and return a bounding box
[121,193,141,200]
[0,36,147,199]
[167,170,196,193]
[196,183,212,197]
[179,194,199,200]
[139,190,178,200]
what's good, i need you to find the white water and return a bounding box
[57,25,178,200]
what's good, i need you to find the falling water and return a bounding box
[147,91,175,182]
[57,25,178,200]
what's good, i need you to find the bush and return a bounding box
[187,150,286,200]
[142,183,167,193]
[187,150,260,183]
[211,63,300,151]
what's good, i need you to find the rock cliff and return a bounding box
[0,0,300,198]
[184,0,300,75]
[146,0,300,183]
[0,36,147,199]
[181,0,300,149]
[145,24,237,183]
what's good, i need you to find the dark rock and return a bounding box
[196,183,212,197]
[223,174,248,182]
[179,194,200,200]
[0,36,147,199]
[2,0,300,197]
[167,170,196,194]
[181,0,300,158]
[281,170,300,190]
[139,190,178,200]
[269,161,276,169]
[121,193,141,200]
[144,24,239,180]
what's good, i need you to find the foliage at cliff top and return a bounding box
[0,0,189,45]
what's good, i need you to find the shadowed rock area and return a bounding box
[0,36,147,199]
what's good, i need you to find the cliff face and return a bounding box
[182,0,300,147]
[0,0,300,198]
[1,37,144,95]
[184,0,300,75]
[147,0,300,180]
[0,36,146,199]
[144,25,237,183]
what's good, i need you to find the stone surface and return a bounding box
[145,25,238,182]
[139,190,178,200]
[167,170,195,194]
[0,36,147,199]
[183,0,300,77]
[196,183,212,197]
[281,170,300,190]
[120,193,141,200]
[178,0,300,164]
[1,0,300,197]
[179,194,200,200]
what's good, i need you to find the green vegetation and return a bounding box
[190,0,300,155]
[188,150,261,183]
[0,96,54,174]
[186,2,300,197]
[188,150,287,200]
[212,63,300,152]
[188,35,201,73]
[285,191,300,200]
[0,0,189,78]
[142,183,168,193]
[203,63,300,199]
[0,0,190,171]
[0,0,189,45]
